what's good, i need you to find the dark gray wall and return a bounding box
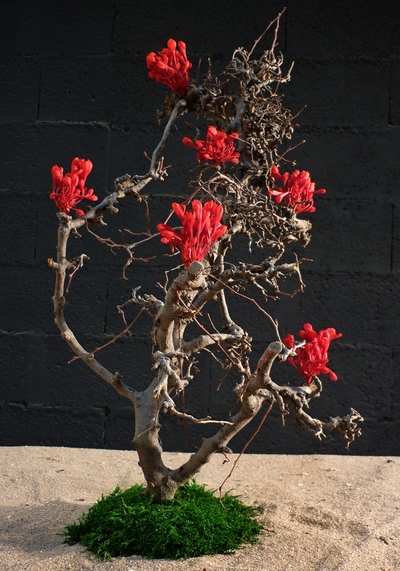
[1,0,399,455]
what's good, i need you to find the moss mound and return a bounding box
[63,480,263,560]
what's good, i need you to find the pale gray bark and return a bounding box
[49,19,363,501]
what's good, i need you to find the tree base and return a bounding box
[62,480,264,560]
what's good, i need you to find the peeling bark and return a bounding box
[49,18,362,502]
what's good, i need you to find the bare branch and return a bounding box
[150,99,188,173]
[67,99,188,232]
[162,395,234,426]
[48,24,363,503]
[181,332,250,356]
[49,214,137,402]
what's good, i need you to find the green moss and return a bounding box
[63,480,264,560]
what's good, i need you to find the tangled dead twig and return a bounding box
[49,14,362,501]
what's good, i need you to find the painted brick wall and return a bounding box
[1,0,399,455]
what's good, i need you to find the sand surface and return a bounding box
[1,446,399,571]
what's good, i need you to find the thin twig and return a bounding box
[210,273,281,341]
[218,401,274,499]
[68,308,146,363]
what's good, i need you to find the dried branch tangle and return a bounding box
[49,16,362,501]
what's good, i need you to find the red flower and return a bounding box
[50,157,98,216]
[157,200,228,267]
[183,126,240,166]
[146,38,192,97]
[268,165,326,213]
[283,323,342,385]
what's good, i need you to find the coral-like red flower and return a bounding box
[183,126,240,166]
[268,165,326,213]
[50,157,98,216]
[283,323,342,385]
[157,200,228,267]
[146,38,192,97]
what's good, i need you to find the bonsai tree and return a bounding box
[48,16,362,504]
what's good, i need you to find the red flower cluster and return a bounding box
[157,200,228,267]
[146,38,192,97]
[268,165,326,213]
[283,323,342,385]
[50,157,97,216]
[183,126,240,166]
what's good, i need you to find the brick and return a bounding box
[82,335,155,394]
[389,59,400,125]
[54,265,110,335]
[112,0,286,59]
[286,1,400,57]
[0,56,40,121]
[212,345,393,454]
[252,413,400,456]
[0,191,39,264]
[108,122,195,194]
[390,347,400,418]
[284,58,389,128]
[210,269,392,351]
[0,122,110,192]
[286,127,400,203]
[35,193,131,269]
[0,402,105,448]
[302,198,392,274]
[160,414,208,453]
[391,205,400,272]
[0,332,46,403]
[103,257,186,317]
[207,342,390,423]
[216,194,391,273]
[0,334,393,453]
[0,332,153,409]
[355,419,400,455]
[108,123,160,185]
[0,264,107,335]
[39,177,169,270]
[0,265,54,333]
[0,0,397,454]
[37,189,393,288]
[207,359,246,418]
[104,406,135,449]
[39,56,155,123]
[103,275,156,335]
[40,334,141,408]
[297,271,400,347]
[0,0,113,56]
[47,349,124,409]
[327,344,392,421]
[56,194,184,272]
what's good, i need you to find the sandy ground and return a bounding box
[1,447,399,571]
